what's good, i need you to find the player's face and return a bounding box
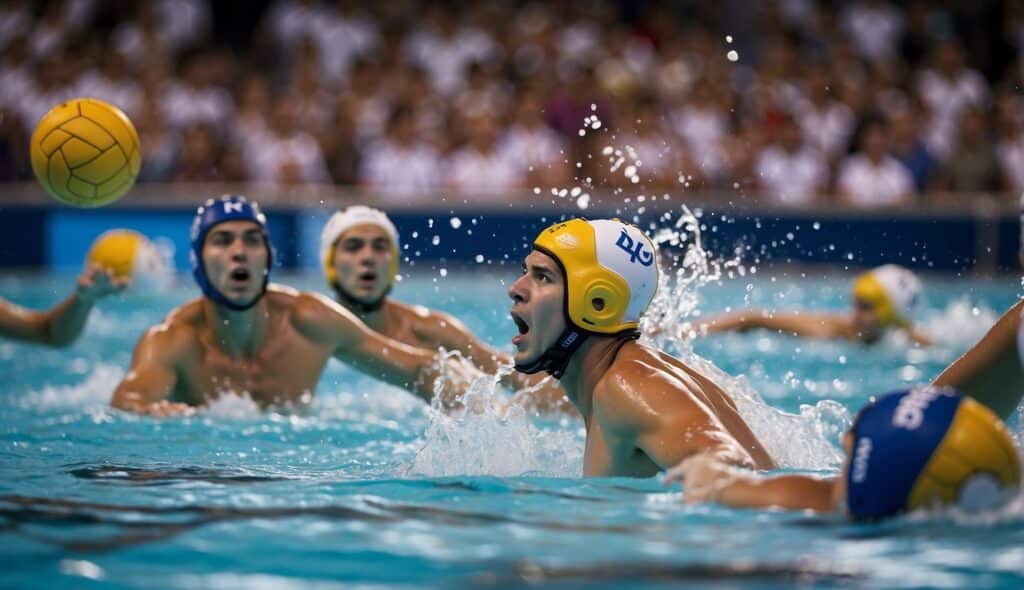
[851,296,883,340]
[331,224,393,305]
[508,250,567,367]
[202,220,268,307]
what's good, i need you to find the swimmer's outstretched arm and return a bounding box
[297,294,480,408]
[663,454,840,513]
[698,310,844,340]
[415,310,573,414]
[932,299,1024,419]
[0,265,125,347]
[111,323,194,416]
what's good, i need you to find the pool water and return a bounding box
[1,269,1023,589]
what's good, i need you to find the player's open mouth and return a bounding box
[230,268,251,282]
[359,271,377,283]
[511,312,529,346]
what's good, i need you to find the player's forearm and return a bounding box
[712,473,838,512]
[933,300,1024,419]
[43,292,98,348]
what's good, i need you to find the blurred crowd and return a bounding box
[2,0,1024,208]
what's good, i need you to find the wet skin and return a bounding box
[509,250,774,477]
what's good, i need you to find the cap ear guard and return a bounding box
[578,277,631,330]
[534,218,656,336]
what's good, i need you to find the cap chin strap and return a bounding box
[514,325,588,379]
[332,282,391,314]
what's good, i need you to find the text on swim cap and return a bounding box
[615,229,654,267]
[892,387,942,430]
[851,436,872,483]
[224,200,244,213]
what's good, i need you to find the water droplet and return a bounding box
[727,50,739,62]
[432,235,440,246]
[475,254,484,263]
[726,35,733,43]
[533,187,541,194]
[439,268,448,277]
[450,217,462,229]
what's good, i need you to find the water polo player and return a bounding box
[111,194,480,416]
[508,218,774,477]
[320,205,568,411]
[699,264,932,346]
[666,386,1021,520]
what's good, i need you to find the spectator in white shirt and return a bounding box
[74,46,140,116]
[445,112,523,199]
[264,0,321,53]
[498,87,568,186]
[616,94,690,189]
[995,92,1024,196]
[112,2,175,70]
[0,0,30,53]
[404,9,498,97]
[231,74,271,148]
[311,0,378,86]
[359,103,443,202]
[839,0,903,63]
[671,82,730,183]
[243,95,330,185]
[755,115,828,206]
[794,65,856,162]
[837,117,914,207]
[916,40,989,162]
[161,49,234,134]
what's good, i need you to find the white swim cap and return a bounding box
[320,206,400,289]
[851,264,922,327]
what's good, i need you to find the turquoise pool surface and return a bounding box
[1,269,1023,589]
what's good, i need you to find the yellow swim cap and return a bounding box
[533,218,660,335]
[908,396,1022,513]
[87,229,171,291]
[517,218,659,377]
[851,264,922,327]
[320,206,400,292]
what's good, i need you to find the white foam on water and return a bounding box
[919,296,1000,348]
[18,363,125,411]
[202,391,267,419]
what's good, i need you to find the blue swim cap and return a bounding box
[189,195,272,310]
[846,386,1021,520]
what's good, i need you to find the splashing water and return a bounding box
[640,206,847,469]
[409,354,583,477]
[15,363,124,412]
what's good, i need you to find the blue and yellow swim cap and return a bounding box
[846,387,1021,520]
[189,195,272,310]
